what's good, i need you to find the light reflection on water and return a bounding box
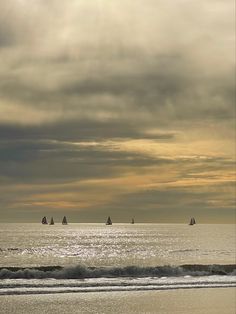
[0,223,235,267]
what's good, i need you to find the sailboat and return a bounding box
[131,218,134,224]
[189,217,196,225]
[106,216,112,225]
[42,216,48,225]
[50,217,54,225]
[62,216,68,225]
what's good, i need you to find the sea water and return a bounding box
[0,223,235,295]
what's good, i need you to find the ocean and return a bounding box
[0,223,235,297]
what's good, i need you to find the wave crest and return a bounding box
[0,264,235,279]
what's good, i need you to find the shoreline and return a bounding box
[0,288,235,314]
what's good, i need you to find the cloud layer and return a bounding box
[0,0,235,222]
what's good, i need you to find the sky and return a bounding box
[0,0,235,223]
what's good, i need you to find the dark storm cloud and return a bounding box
[0,139,151,182]
[0,53,234,124]
[0,137,180,183]
[0,120,176,141]
[0,135,233,184]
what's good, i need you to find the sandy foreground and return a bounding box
[0,288,235,314]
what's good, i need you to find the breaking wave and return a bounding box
[0,264,235,279]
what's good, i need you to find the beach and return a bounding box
[0,224,235,313]
[0,288,235,314]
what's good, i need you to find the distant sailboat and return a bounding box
[189,217,196,225]
[42,216,48,225]
[50,217,54,225]
[62,216,68,225]
[106,216,112,225]
[131,218,134,224]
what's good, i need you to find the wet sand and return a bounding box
[0,288,235,314]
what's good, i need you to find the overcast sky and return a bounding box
[0,0,235,222]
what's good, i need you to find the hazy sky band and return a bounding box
[0,0,235,222]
